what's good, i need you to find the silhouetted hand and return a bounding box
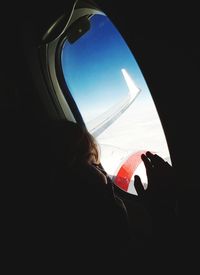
[134,151,177,218]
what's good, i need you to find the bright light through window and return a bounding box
[61,14,171,195]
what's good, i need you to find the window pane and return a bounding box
[61,14,171,195]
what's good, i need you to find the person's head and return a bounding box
[72,122,100,166]
[39,119,100,169]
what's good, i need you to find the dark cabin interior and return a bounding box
[1,0,200,271]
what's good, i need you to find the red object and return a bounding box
[114,150,146,191]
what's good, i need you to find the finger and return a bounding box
[146,151,170,168]
[134,175,145,196]
[141,154,152,174]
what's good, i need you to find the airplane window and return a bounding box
[61,14,171,195]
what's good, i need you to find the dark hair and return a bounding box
[39,120,100,169]
[77,125,100,165]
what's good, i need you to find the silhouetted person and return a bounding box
[3,119,179,271]
[23,119,132,269]
[35,121,180,265]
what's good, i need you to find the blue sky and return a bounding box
[61,14,150,122]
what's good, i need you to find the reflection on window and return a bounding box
[61,14,171,195]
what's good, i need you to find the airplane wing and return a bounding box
[87,68,141,137]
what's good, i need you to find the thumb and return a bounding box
[134,175,145,196]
